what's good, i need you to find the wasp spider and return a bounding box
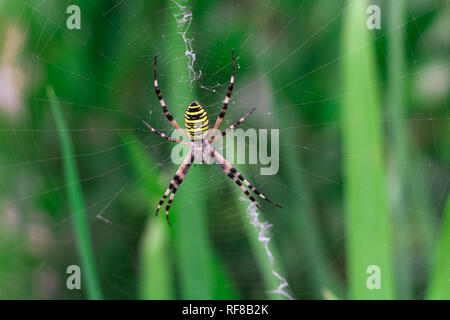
[143,49,282,225]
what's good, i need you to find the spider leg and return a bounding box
[214,158,263,211]
[210,146,282,208]
[142,120,189,145]
[207,48,235,139]
[164,189,177,226]
[209,107,256,144]
[156,188,171,216]
[210,147,265,211]
[154,55,190,140]
[156,151,194,225]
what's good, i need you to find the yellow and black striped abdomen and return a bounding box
[185,101,209,140]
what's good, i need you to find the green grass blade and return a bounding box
[172,170,214,299]
[209,251,240,300]
[163,2,217,299]
[47,86,103,300]
[341,0,395,299]
[121,134,174,299]
[387,0,437,298]
[140,221,173,299]
[426,196,450,299]
[386,0,413,299]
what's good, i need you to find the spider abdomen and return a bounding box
[185,101,209,140]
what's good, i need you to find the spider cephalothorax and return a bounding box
[142,49,282,225]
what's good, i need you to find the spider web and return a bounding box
[0,0,448,299]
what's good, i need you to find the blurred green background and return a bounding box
[0,0,448,299]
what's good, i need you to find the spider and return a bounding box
[142,49,282,225]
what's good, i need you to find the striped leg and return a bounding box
[207,48,235,139]
[211,146,282,208]
[213,157,263,211]
[156,151,194,225]
[163,183,183,226]
[142,120,188,145]
[156,188,171,216]
[154,55,190,140]
[163,150,194,225]
[209,107,256,144]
